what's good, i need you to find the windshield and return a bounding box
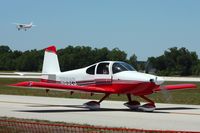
[112,62,136,74]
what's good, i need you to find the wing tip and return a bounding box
[9,81,32,87]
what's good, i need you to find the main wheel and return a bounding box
[83,101,100,110]
[138,103,156,112]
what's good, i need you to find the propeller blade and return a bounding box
[160,85,172,102]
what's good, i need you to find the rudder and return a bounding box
[42,45,61,74]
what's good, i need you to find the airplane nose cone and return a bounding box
[155,76,164,85]
[150,76,164,85]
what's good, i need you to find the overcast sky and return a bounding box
[0,0,200,61]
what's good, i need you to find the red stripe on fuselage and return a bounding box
[40,79,158,95]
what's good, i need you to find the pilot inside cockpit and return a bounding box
[102,64,109,74]
[97,63,110,75]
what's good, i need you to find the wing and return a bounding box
[9,81,115,93]
[12,23,20,25]
[154,84,197,92]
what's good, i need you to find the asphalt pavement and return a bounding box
[0,94,200,132]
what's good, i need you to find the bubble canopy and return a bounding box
[112,62,136,74]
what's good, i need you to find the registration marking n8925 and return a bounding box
[60,77,77,85]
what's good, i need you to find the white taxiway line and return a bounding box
[0,94,200,132]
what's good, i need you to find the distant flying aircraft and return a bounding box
[13,22,36,31]
[10,46,197,112]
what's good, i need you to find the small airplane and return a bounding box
[13,22,36,31]
[10,46,197,112]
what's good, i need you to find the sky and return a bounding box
[0,0,200,61]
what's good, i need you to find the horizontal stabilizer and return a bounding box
[14,72,42,76]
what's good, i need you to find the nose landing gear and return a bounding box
[124,94,156,112]
[124,94,140,110]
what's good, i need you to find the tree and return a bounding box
[192,61,200,75]
[148,47,199,76]
[93,47,109,62]
[0,45,11,54]
[16,50,41,71]
[107,48,127,61]
[128,54,138,70]
[0,46,16,70]
[2,44,198,76]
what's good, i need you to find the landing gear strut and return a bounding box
[83,93,110,110]
[124,94,156,112]
[124,94,140,110]
[139,95,156,112]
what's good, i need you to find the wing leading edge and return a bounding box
[9,81,115,93]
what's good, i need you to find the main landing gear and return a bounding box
[83,93,110,110]
[124,94,156,112]
[83,93,155,112]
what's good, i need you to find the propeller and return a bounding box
[150,76,172,102]
[150,76,164,85]
[160,85,172,102]
[146,61,172,102]
[145,61,150,73]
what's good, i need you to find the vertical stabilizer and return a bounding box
[42,46,60,74]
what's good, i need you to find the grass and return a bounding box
[0,78,200,105]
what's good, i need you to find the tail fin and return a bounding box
[42,46,60,74]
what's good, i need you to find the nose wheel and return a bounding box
[124,94,156,112]
[138,95,155,112]
[138,102,156,112]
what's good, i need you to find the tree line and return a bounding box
[0,45,200,76]
[0,45,138,72]
[147,47,200,76]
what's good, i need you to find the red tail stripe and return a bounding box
[45,45,56,54]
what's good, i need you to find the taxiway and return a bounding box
[0,94,200,132]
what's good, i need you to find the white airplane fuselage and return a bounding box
[16,23,33,31]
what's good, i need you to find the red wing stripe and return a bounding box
[154,84,197,92]
[10,81,115,93]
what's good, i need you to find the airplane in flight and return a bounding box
[10,46,197,112]
[13,22,36,31]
